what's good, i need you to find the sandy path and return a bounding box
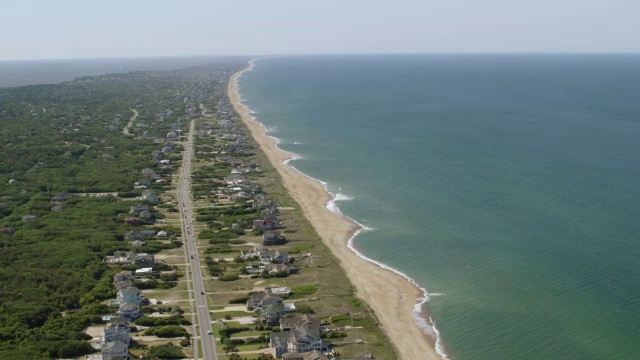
[228,61,441,360]
[122,108,138,135]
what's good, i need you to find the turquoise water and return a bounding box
[238,54,640,360]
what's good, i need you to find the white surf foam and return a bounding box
[233,59,449,360]
[334,193,354,201]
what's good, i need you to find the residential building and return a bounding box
[113,271,134,283]
[118,302,139,320]
[101,338,129,359]
[263,231,286,246]
[117,286,141,305]
[282,350,329,360]
[247,292,283,311]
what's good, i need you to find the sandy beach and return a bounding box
[228,60,442,360]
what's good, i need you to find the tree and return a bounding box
[146,343,186,359]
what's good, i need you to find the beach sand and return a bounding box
[228,60,442,360]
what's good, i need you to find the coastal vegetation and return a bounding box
[0,59,246,358]
[0,57,399,359]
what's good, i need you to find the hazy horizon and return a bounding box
[1,0,638,61]
[3,51,640,64]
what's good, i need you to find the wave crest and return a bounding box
[334,193,354,201]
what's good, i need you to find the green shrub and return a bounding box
[295,304,315,314]
[219,273,240,282]
[197,230,216,239]
[144,325,189,338]
[205,244,236,253]
[330,314,350,324]
[229,296,251,304]
[321,330,347,339]
[135,315,189,327]
[147,343,186,359]
[290,285,318,297]
[179,338,191,347]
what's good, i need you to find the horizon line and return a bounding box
[2,51,640,62]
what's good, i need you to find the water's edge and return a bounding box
[234,57,449,359]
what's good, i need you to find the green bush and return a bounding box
[330,314,351,324]
[212,230,239,240]
[321,330,347,339]
[135,315,189,327]
[147,343,186,359]
[228,296,251,304]
[295,304,315,314]
[197,230,216,239]
[290,285,318,297]
[144,325,189,338]
[218,273,240,282]
[205,244,236,253]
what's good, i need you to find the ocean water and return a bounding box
[238,54,640,360]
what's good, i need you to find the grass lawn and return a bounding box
[210,311,257,320]
[230,330,269,338]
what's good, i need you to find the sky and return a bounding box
[1,0,639,60]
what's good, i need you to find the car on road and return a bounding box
[201,291,205,295]
[207,330,213,335]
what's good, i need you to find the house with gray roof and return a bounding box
[280,315,319,332]
[102,322,130,346]
[101,338,129,359]
[118,302,139,320]
[282,350,329,360]
[263,231,286,246]
[270,331,290,358]
[51,192,70,203]
[260,302,286,326]
[117,286,141,305]
[130,204,148,213]
[264,263,296,275]
[139,229,156,237]
[124,231,141,240]
[141,189,159,204]
[247,292,283,311]
[104,251,153,266]
[287,322,327,355]
[129,240,145,247]
[138,209,154,221]
[270,315,327,357]
[259,250,289,264]
[113,271,134,283]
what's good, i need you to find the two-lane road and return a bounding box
[176,119,217,360]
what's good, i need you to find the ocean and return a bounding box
[237,54,640,360]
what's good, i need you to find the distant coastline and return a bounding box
[229,58,445,360]
[0,56,238,88]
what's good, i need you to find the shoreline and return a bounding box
[228,59,444,360]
